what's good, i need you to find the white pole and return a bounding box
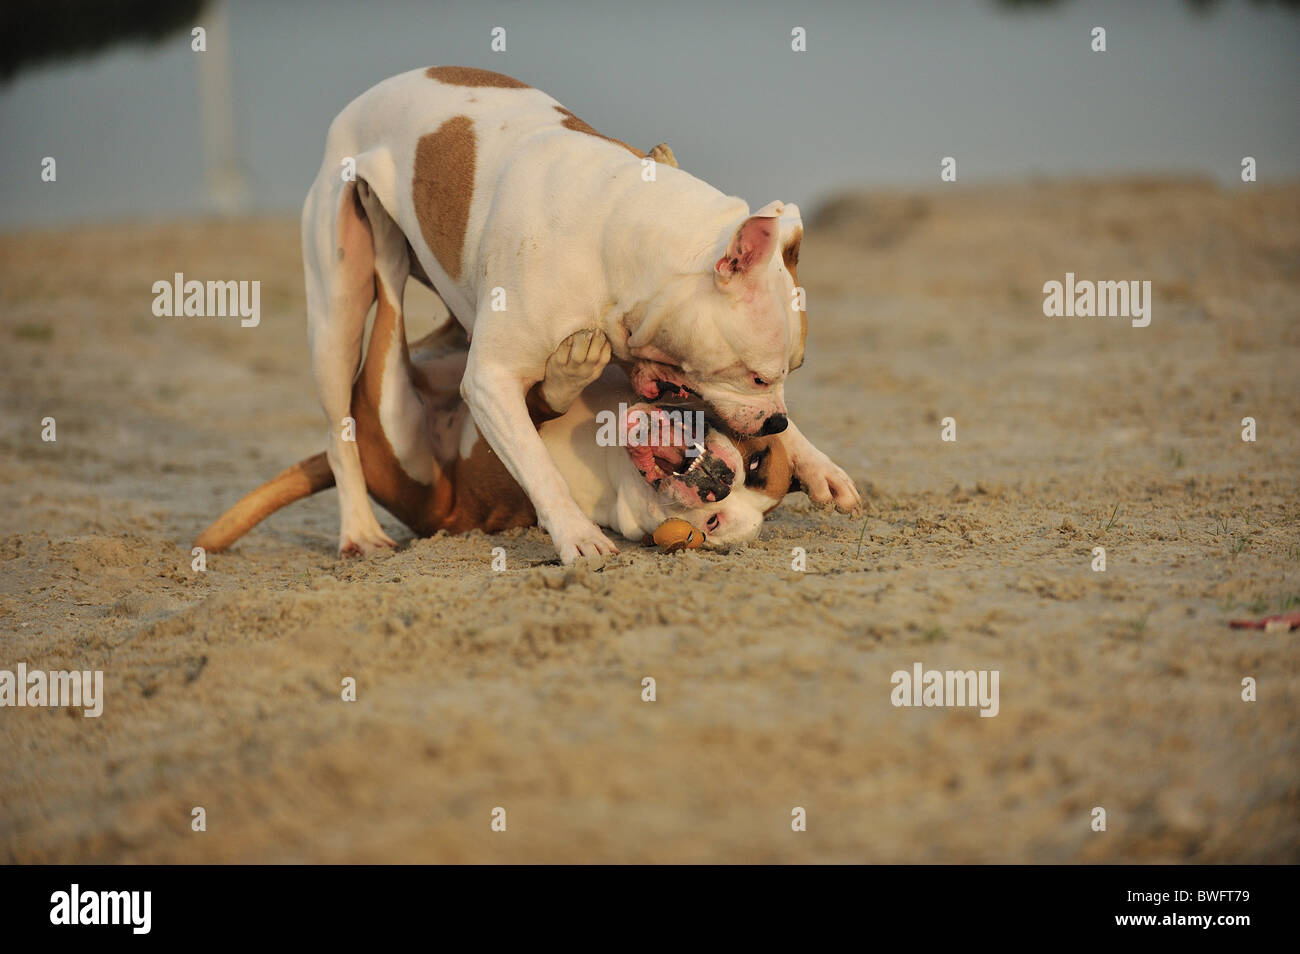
[196,0,249,213]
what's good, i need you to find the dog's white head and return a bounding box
[627,201,806,439]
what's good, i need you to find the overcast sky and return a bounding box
[2,0,1297,230]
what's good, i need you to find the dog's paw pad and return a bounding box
[542,329,610,412]
[647,143,678,169]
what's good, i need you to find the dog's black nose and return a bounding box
[759,413,788,436]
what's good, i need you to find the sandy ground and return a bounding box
[1,179,1297,863]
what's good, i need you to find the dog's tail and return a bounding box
[194,453,335,552]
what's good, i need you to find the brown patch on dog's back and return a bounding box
[413,116,476,280]
[425,66,530,88]
[553,106,645,158]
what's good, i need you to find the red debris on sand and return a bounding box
[1228,611,1300,631]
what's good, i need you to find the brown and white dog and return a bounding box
[302,66,859,563]
[195,301,798,554]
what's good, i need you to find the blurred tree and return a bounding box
[1,0,206,82]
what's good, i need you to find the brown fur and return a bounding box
[425,66,529,88]
[352,267,551,536]
[412,116,476,280]
[433,432,538,534]
[554,106,646,158]
[349,279,446,535]
[783,230,807,370]
[734,435,797,510]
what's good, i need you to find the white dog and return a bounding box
[303,66,859,562]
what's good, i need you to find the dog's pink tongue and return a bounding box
[625,405,690,485]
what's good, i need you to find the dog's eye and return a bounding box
[706,514,720,532]
[752,375,768,387]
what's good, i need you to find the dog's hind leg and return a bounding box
[352,180,432,484]
[303,175,395,555]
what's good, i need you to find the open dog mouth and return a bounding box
[626,358,770,440]
[639,438,734,499]
[624,405,737,504]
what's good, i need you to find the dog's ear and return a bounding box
[780,204,807,369]
[714,211,780,287]
[779,203,803,273]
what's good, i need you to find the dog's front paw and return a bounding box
[541,329,611,413]
[795,453,862,515]
[338,520,397,557]
[550,515,620,564]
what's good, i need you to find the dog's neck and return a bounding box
[598,172,750,352]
